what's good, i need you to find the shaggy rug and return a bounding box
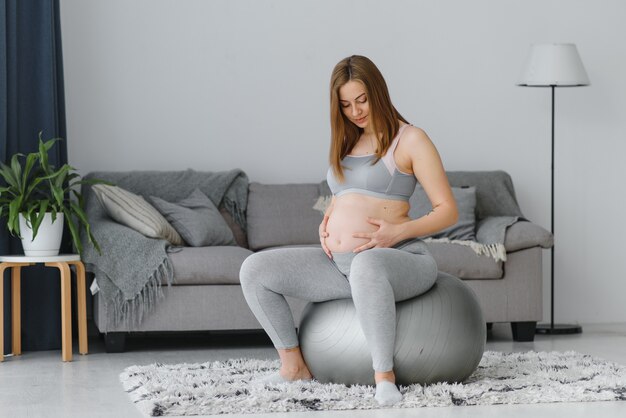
[120,350,626,416]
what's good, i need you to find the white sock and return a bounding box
[374,381,402,406]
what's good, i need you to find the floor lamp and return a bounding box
[517,43,590,335]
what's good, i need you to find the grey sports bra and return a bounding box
[326,124,417,201]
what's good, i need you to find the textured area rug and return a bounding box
[120,350,626,416]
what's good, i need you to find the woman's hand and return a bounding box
[319,214,332,259]
[351,217,404,253]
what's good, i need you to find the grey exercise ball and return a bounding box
[298,271,485,386]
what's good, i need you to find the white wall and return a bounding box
[60,0,626,324]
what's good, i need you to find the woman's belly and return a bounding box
[325,193,411,253]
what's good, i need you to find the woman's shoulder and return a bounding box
[400,124,431,145]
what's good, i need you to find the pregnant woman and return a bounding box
[240,55,458,406]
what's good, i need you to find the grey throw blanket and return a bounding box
[444,171,528,261]
[80,168,249,331]
[317,170,528,262]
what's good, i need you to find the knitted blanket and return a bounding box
[80,169,249,331]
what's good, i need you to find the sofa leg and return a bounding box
[511,321,536,342]
[104,332,127,353]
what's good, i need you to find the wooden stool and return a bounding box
[0,254,88,362]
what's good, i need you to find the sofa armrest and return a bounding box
[502,221,554,252]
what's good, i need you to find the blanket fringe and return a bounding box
[422,237,508,262]
[109,257,175,330]
[223,197,247,232]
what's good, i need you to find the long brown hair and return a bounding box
[329,55,409,182]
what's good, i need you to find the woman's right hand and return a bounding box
[319,214,332,259]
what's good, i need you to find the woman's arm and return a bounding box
[397,127,458,241]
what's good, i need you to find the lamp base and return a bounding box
[536,323,583,334]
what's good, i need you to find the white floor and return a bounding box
[1,323,625,418]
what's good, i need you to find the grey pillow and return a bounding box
[149,189,236,247]
[408,185,477,241]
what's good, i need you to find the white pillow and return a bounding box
[92,184,183,246]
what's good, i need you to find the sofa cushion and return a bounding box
[167,246,254,285]
[91,184,184,245]
[261,242,502,279]
[409,185,477,241]
[247,182,323,251]
[425,241,502,279]
[149,189,236,247]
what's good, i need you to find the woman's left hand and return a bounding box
[351,218,404,253]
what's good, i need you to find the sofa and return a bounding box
[81,169,553,352]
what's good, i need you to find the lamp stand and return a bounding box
[536,86,583,335]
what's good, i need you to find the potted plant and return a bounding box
[0,132,110,256]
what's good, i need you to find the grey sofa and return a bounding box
[83,170,553,352]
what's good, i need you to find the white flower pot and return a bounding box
[19,212,64,256]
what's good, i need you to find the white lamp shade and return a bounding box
[518,43,590,87]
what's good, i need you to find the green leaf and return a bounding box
[51,184,64,206]
[71,189,85,209]
[38,133,51,174]
[37,170,62,181]
[0,162,15,185]
[28,210,39,241]
[70,201,90,236]
[42,136,61,152]
[65,172,81,188]
[21,153,39,194]
[10,153,23,190]
[54,165,70,190]
[30,200,50,239]
[1,158,20,189]
[63,208,83,255]
[68,201,101,255]
[39,135,63,173]
[8,197,21,234]
[6,213,19,237]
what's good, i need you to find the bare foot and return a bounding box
[279,365,313,381]
[277,346,314,381]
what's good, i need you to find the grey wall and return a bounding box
[60,0,626,324]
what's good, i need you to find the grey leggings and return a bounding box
[239,238,438,372]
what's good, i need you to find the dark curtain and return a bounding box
[1,0,70,353]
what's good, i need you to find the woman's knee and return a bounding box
[239,251,274,287]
